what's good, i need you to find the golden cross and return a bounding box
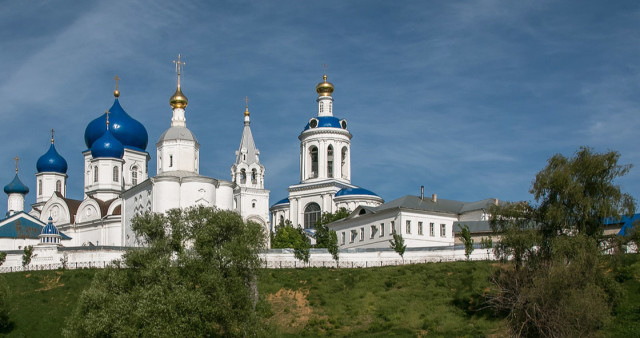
[243,96,249,109]
[14,156,19,173]
[51,129,55,144]
[322,63,327,75]
[173,54,185,86]
[105,110,111,129]
[113,75,120,91]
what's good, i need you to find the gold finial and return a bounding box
[170,54,189,109]
[105,110,110,130]
[113,75,120,97]
[50,129,55,144]
[173,54,185,88]
[243,96,250,116]
[14,156,19,174]
[316,68,334,97]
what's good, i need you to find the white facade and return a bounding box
[271,75,383,230]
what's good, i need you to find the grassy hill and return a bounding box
[1,257,639,337]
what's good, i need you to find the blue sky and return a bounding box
[1,0,639,209]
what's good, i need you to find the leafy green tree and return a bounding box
[0,277,8,330]
[271,219,311,264]
[21,246,34,268]
[458,224,474,260]
[488,147,635,337]
[389,233,406,262]
[0,252,6,267]
[64,206,266,337]
[314,208,349,265]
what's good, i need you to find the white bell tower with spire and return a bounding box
[231,98,270,236]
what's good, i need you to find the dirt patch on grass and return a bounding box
[35,272,64,291]
[266,288,314,330]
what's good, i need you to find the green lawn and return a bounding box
[1,257,639,337]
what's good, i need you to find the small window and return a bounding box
[240,169,246,184]
[360,227,365,241]
[440,224,446,237]
[38,180,42,195]
[430,223,435,237]
[380,223,385,237]
[169,155,173,167]
[251,169,257,183]
[309,118,318,128]
[94,167,99,183]
[391,221,395,234]
[350,230,357,243]
[340,119,347,129]
[406,220,411,234]
[113,166,119,182]
[251,200,256,208]
[418,222,423,235]
[131,166,138,185]
[341,232,345,245]
[320,102,324,113]
[55,180,61,193]
[370,225,377,239]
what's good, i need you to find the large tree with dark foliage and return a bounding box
[64,206,266,337]
[488,147,636,337]
[314,208,350,264]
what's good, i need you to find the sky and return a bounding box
[0,0,639,210]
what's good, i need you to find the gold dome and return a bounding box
[316,74,334,96]
[114,90,120,98]
[170,85,188,109]
[244,107,250,117]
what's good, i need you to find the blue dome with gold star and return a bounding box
[36,143,68,174]
[84,97,148,151]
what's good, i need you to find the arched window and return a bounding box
[113,166,119,182]
[169,155,173,167]
[341,147,348,179]
[304,203,321,229]
[240,169,246,184]
[131,166,138,185]
[309,146,318,179]
[279,215,284,225]
[251,168,257,183]
[94,166,99,183]
[55,180,61,193]
[327,145,334,178]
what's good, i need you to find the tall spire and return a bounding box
[235,100,259,166]
[243,96,250,125]
[170,54,188,109]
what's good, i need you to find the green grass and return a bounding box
[1,257,639,337]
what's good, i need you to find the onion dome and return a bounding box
[316,74,334,97]
[84,94,148,151]
[41,217,60,235]
[304,116,348,131]
[36,143,68,174]
[335,187,380,197]
[170,85,188,109]
[91,127,125,159]
[4,174,29,195]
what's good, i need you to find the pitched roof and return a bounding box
[0,212,71,239]
[235,119,260,166]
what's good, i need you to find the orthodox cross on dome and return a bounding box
[173,54,185,87]
[113,75,120,90]
[14,156,19,173]
[105,110,111,129]
[322,63,328,75]
[243,96,249,109]
[50,129,55,144]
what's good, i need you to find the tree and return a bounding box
[0,277,8,330]
[389,233,406,262]
[0,252,6,267]
[22,246,34,268]
[458,224,474,260]
[271,219,311,264]
[488,147,635,337]
[64,206,266,337]
[314,208,349,265]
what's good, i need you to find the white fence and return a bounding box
[0,244,496,273]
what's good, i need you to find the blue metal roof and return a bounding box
[41,217,60,235]
[335,187,380,197]
[91,128,125,159]
[4,174,29,195]
[36,143,68,174]
[271,197,290,208]
[605,213,640,236]
[303,116,345,131]
[84,98,149,151]
[0,213,70,239]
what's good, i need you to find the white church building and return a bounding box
[0,57,270,249]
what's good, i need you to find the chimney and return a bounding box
[420,186,424,199]
[432,193,437,203]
